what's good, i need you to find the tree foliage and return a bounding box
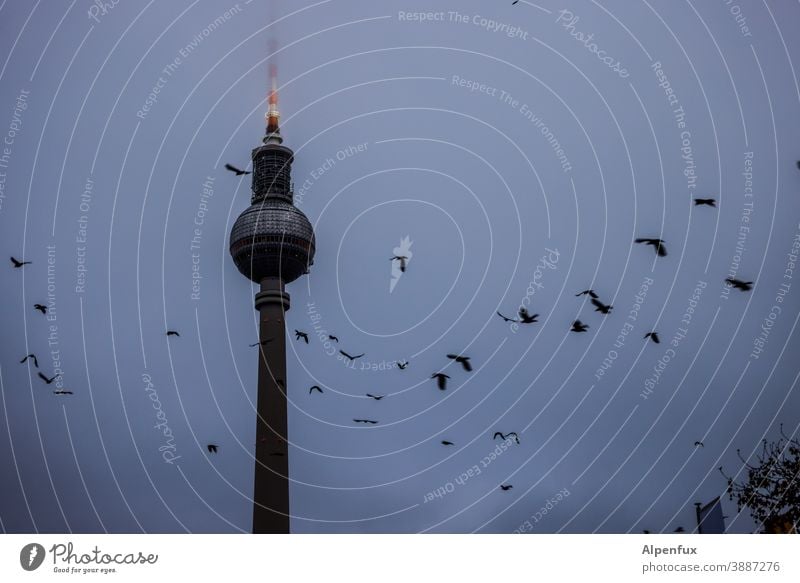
[720,425,799,533]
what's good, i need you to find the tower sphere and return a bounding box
[230,198,315,283]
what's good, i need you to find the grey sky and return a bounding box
[1,0,799,533]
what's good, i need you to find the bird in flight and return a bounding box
[571,320,589,332]
[353,419,378,424]
[53,390,73,395]
[591,297,613,314]
[635,238,667,257]
[694,441,704,448]
[518,308,539,324]
[33,304,47,315]
[441,440,454,446]
[390,255,408,273]
[694,198,716,207]
[295,330,309,343]
[496,311,518,323]
[340,350,365,362]
[431,373,450,390]
[309,385,323,394]
[397,361,408,370]
[10,256,31,268]
[366,394,384,400]
[20,354,39,368]
[328,334,339,343]
[500,484,513,491]
[644,332,660,344]
[37,372,59,384]
[207,444,218,453]
[447,354,472,371]
[224,163,251,176]
[725,278,753,291]
[166,330,180,337]
[249,338,273,347]
[493,431,520,444]
[576,289,599,299]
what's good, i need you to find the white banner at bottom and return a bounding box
[0,534,796,582]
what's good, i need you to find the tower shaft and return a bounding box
[252,277,290,533]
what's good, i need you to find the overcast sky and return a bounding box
[1,0,799,534]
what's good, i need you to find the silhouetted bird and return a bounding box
[20,354,39,368]
[53,390,73,395]
[397,361,408,370]
[224,163,251,176]
[518,308,538,324]
[309,385,323,394]
[249,338,273,347]
[431,373,450,390]
[366,394,384,400]
[575,289,598,299]
[635,238,667,257]
[441,440,454,446]
[207,444,218,453]
[493,431,520,444]
[447,354,472,371]
[500,484,513,491]
[644,332,660,344]
[33,304,47,314]
[694,441,704,448]
[166,330,180,337]
[37,372,59,384]
[295,330,309,343]
[340,350,364,361]
[496,311,518,323]
[328,335,339,343]
[353,419,378,424]
[694,198,716,207]
[10,256,31,268]
[725,278,753,291]
[390,255,408,273]
[571,320,589,332]
[591,298,613,314]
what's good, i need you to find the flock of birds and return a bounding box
[187,179,749,492]
[237,187,753,492]
[9,266,75,395]
[7,178,755,494]
[10,153,786,513]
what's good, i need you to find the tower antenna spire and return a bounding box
[265,38,282,143]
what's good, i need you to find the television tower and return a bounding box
[229,61,315,533]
